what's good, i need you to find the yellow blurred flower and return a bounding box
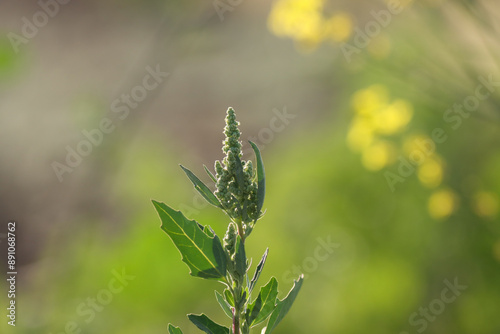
[361,140,396,171]
[372,99,413,135]
[428,189,458,220]
[418,157,444,188]
[403,134,432,156]
[472,191,499,218]
[351,85,389,116]
[268,0,326,49]
[347,118,375,152]
[347,85,420,176]
[325,12,353,42]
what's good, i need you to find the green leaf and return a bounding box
[248,141,265,215]
[264,275,304,334]
[215,291,233,318]
[247,277,279,327]
[249,248,268,293]
[203,225,215,238]
[168,324,183,334]
[233,155,251,222]
[235,236,247,278]
[204,164,217,183]
[224,288,235,307]
[180,165,222,209]
[152,200,226,279]
[188,314,230,334]
[238,290,248,309]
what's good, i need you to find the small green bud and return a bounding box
[223,222,237,254]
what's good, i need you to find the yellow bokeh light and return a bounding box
[372,99,413,135]
[326,12,352,42]
[418,158,443,188]
[472,191,499,218]
[403,134,433,156]
[347,118,375,152]
[428,189,458,220]
[351,85,389,116]
[361,140,395,171]
[268,0,326,49]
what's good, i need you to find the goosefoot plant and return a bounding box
[152,108,303,334]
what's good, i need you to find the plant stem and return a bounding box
[232,305,240,334]
[235,219,245,243]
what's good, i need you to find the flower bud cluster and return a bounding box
[223,222,237,255]
[215,108,260,227]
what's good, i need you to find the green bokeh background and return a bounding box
[0,1,499,333]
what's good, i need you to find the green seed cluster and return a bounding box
[215,108,259,228]
[223,222,237,255]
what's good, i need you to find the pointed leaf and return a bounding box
[233,155,250,221]
[168,324,183,334]
[235,236,247,278]
[238,290,248,309]
[180,165,222,209]
[204,164,217,183]
[247,258,253,271]
[250,248,268,293]
[224,289,235,307]
[215,291,232,319]
[249,141,265,215]
[204,225,215,238]
[264,275,304,334]
[152,200,226,279]
[248,277,279,327]
[188,314,230,334]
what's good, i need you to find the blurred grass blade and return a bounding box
[215,291,232,318]
[249,141,265,215]
[247,277,278,327]
[152,200,226,280]
[180,165,222,208]
[250,248,268,293]
[188,314,230,334]
[168,324,183,334]
[264,275,304,334]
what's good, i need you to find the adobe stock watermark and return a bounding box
[241,106,296,156]
[400,277,467,334]
[49,268,135,334]
[385,74,500,192]
[340,0,413,63]
[7,0,72,54]
[282,236,340,284]
[51,64,169,182]
[213,0,243,21]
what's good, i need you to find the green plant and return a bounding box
[152,107,304,334]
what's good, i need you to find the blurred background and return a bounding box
[1,0,500,333]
